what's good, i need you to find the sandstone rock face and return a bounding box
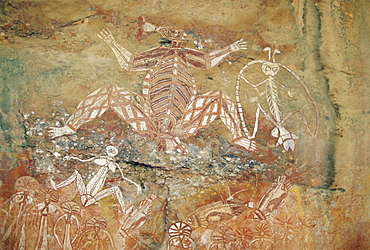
[0,0,369,249]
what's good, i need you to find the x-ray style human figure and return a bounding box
[118,194,157,248]
[51,146,141,212]
[73,216,115,249]
[182,175,292,230]
[236,47,319,151]
[2,176,40,249]
[53,201,81,250]
[32,188,61,250]
[49,23,256,154]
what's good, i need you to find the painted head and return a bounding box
[143,22,187,43]
[261,61,280,77]
[156,26,187,42]
[106,146,118,157]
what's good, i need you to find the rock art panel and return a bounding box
[49,25,256,155]
[1,0,368,249]
[1,175,158,249]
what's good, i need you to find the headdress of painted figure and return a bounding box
[143,22,187,42]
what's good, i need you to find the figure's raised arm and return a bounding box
[185,39,247,69]
[98,29,133,71]
[64,155,96,163]
[98,29,167,72]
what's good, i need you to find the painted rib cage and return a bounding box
[265,79,282,123]
[145,51,196,135]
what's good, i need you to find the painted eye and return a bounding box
[106,146,118,156]
[266,66,271,71]
[26,195,33,204]
[13,193,25,203]
[273,67,278,72]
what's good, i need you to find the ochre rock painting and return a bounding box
[49,25,255,154]
[2,176,157,249]
[168,175,293,249]
[1,0,369,249]
[236,47,319,151]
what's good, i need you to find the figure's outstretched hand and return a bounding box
[48,126,76,139]
[230,39,248,52]
[97,29,115,44]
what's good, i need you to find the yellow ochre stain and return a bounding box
[291,186,304,217]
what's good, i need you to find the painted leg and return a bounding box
[175,90,256,151]
[248,106,261,140]
[120,173,142,194]
[50,171,96,207]
[51,170,87,195]
[109,87,156,139]
[167,137,189,154]
[49,84,156,140]
[257,103,298,151]
[49,84,115,138]
[94,186,126,212]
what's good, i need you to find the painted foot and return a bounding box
[233,137,257,152]
[156,139,168,153]
[171,137,189,155]
[271,127,298,151]
[157,138,189,154]
[48,125,76,139]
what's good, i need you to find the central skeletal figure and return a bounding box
[49,25,256,154]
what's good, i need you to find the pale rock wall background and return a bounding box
[0,0,369,249]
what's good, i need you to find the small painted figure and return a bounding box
[255,175,292,219]
[1,176,40,249]
[236,47,319,151]
[73,216,115,249]
[50,146,141,212]
[32,188,61,250]
[53,201,81,250]
[118,194,157,248]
